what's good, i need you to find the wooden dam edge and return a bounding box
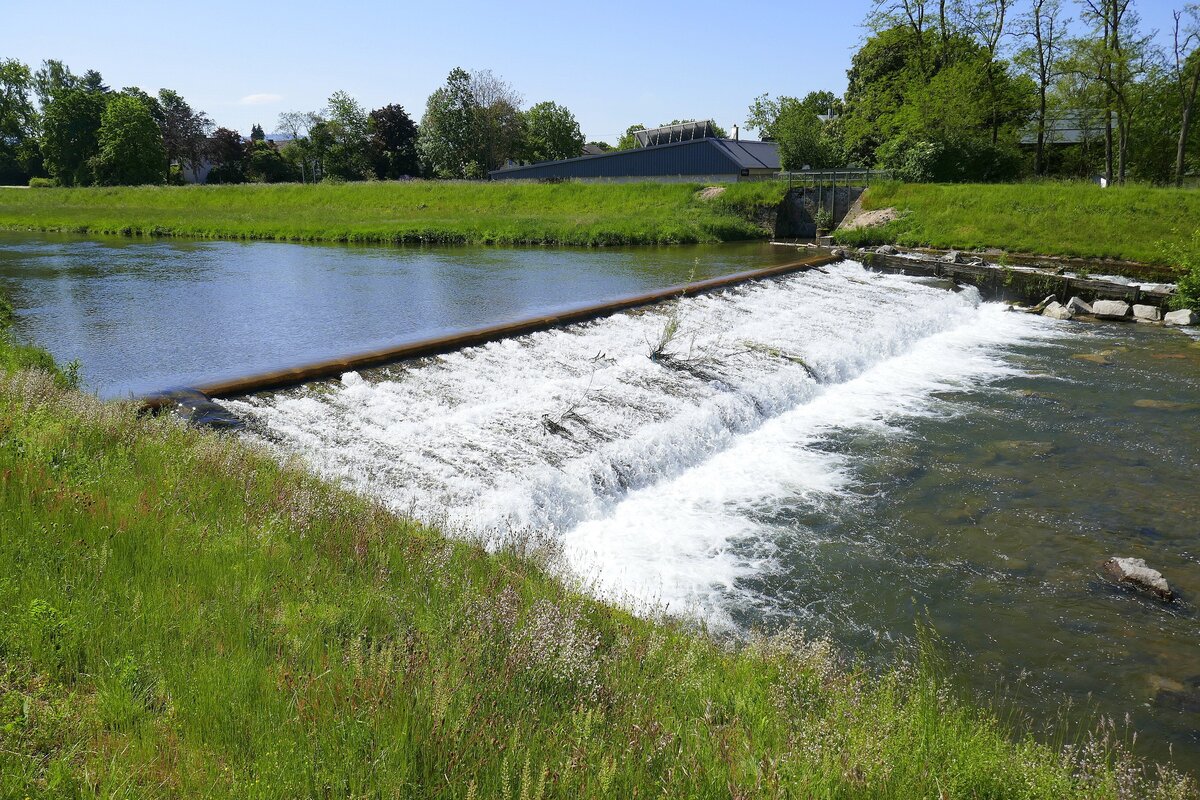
[140,253,841,410]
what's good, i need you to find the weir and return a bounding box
[142,253,840,409]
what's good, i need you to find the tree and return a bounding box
[841,23,1033,175]
[250,123,265,141]
[276,110,325,182]
[616,123,646,149]
[1171,5,1200,186]
[1016,0,1070,174]
[157,89,211,181]
[468,70,525,172]
[367,104,419,178]
[40,86,107,186]
[0,58,40,184]
[774,105,840,169]
[91,92,165,185]
[323,90,370,179]
[523,101,584,161]
[419,67,480,178]
[33,59,76,108]
[205,127,246,183]
[1072,0,1154,183]
[245,139,296,183]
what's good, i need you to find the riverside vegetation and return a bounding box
[1,297,1197,798]
[0,181,787,246]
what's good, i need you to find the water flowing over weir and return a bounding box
[224,261,1051,622]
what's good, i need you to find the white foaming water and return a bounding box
[226,261,1055,624]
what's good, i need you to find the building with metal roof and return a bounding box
[489,137,781,182]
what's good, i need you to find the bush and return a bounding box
[27,177,58,188]
[1162,229,1200,309]
[876,135,1023,183]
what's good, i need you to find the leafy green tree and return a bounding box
[275,110,324,182]
[245,140,296,183]
[524,101,584,161]
[205,127,246,183]
[367,103,419,178]
[0,58,40,184]
[250,123,265,142]
[419,67,480,178]
[840,24,1033,178]
[324,90,370,179]
[616,123,646,149]
[774,104,841,170]
[40,86,107,186]
[32,59,76,107]
[91,92,165,185]
[157,89,211,181]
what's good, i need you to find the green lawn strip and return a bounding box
[834,182,1200,266]
[0,313,1194,797]
[0,182,786,246]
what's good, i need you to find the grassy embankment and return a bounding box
[1,303,1197,797]
[834,181,1200,265]
[0,181,786,246]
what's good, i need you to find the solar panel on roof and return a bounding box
[634,120,715,147]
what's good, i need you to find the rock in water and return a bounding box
[1164,308,1198,326]
[1066,296,1094,315]
[875,245,898,255]
[1042,301,1074,320]
[1132,304,1162,321]
[940,250,964,264]
[1102,557,1175,601]
[1091,299,1131,319]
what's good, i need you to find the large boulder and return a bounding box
[1042,301,1074,320]
[1066,296,1093,315]
[1164,308,1198,326]
[1132,304,1162,321]
[1091,299,1131,319]
[1102,556,1175,601]
[875,244,899,255]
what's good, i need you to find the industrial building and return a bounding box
[489,121,780,182]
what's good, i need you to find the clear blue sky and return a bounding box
[3,0,1188,143]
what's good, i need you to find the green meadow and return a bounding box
[0,181,787,247]
[834,181,1200,265]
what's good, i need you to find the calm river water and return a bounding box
[2,233,1198,771]
[0,232,797,398]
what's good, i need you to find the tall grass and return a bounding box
[834,181,1200,265]
[0,181,788,246]
[0,316,1195,797]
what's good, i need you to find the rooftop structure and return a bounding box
[489,137,780,183]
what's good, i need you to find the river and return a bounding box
[2,232,1197,770]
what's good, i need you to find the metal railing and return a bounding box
[780,169,894,188]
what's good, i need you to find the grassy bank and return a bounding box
[0,181,786,246]
[1,320,1196,798]
[834,182,1200,265]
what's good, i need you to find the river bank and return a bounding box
[0,181,785,247]
[1,294,1195,795]
[832,182,1200,266]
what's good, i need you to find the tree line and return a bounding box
[751,0,1200,185]
[0,62,589,186]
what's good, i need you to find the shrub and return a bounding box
[1162,229,1200,309]
[27,177,57,188]
[876,135,1023,183]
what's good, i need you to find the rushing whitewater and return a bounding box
[226,260,1054,623]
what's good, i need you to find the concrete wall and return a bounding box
[774,187,865,238]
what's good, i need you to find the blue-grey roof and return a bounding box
[489,138,780,180]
